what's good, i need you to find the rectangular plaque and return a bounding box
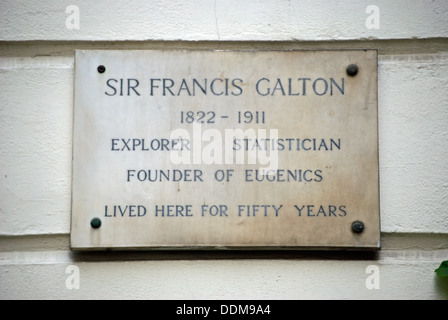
[71,50,380,250]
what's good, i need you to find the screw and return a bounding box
[346,64,358,76]
[90,217,102,229]
[97,65,106,73]
[352,221,364,233]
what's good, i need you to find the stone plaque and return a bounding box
[71,50,380,250]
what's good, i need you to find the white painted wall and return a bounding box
[0,0,447,300]
[1,0,448,41]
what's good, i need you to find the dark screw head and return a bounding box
[346,64,358,76]
[352,221,364,233]
[97,65,106,73]
[90,217,102,229]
